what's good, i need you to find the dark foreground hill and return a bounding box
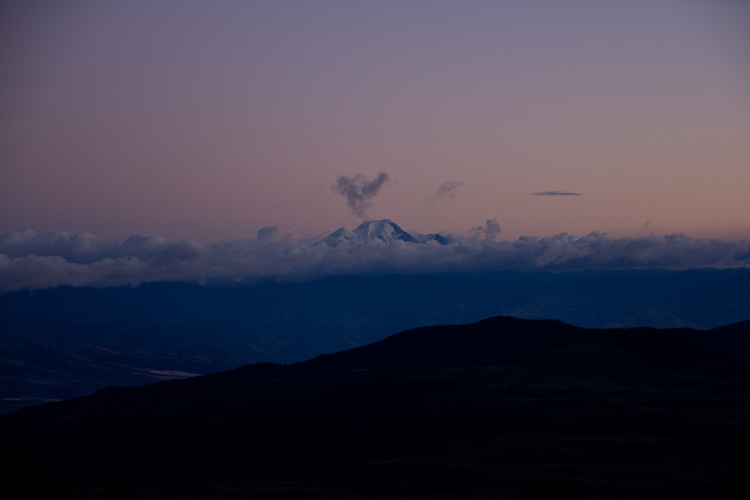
[3,316,750,499]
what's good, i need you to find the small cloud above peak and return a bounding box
[531,191,582,196]
[332,173,390,218]
[427,181,463,204]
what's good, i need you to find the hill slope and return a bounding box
[3,316,750,499]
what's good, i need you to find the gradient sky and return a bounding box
[2,0,749,242]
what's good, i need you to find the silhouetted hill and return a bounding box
[3,316,750,499]
[302,316,581,371]
[707,319,750,337]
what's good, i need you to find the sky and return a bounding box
[1,0,749,248]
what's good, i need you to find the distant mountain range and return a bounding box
[317,219,448,246]
[3,316,750,499]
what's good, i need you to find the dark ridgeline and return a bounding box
[3,316,750,499]
[4,268,750,415]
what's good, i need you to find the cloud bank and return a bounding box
[332,173,390,217]
[2,226,749,292]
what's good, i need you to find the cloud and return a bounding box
[1,228,749,292]
[257,225,296,243]
[484,219,501,242]
[257,226,280,241]
[469,218,501,242]
[332,173,390,218]
[427,181,463,203]
[0,229,165,263]
[531,191,582,196]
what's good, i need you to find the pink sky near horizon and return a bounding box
[1,0,749,243]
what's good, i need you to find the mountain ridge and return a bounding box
[3,316,750,498]
[6,316,750,423]
[317,219,448,247]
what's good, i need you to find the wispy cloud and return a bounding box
[2,228,749,292]
[469,218,501,242]
[427,181,463,204]
[332,173,390,218]
[531,191,582,196]
[257,226,294,242]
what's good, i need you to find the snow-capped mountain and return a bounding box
[317,220,448,247]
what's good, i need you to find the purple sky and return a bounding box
[2,0,749,243]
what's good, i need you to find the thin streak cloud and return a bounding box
[531,191,582,196]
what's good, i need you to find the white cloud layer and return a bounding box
[1,228,749,292]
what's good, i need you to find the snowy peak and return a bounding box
[351,219,417,244]
[317,220,447,247]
